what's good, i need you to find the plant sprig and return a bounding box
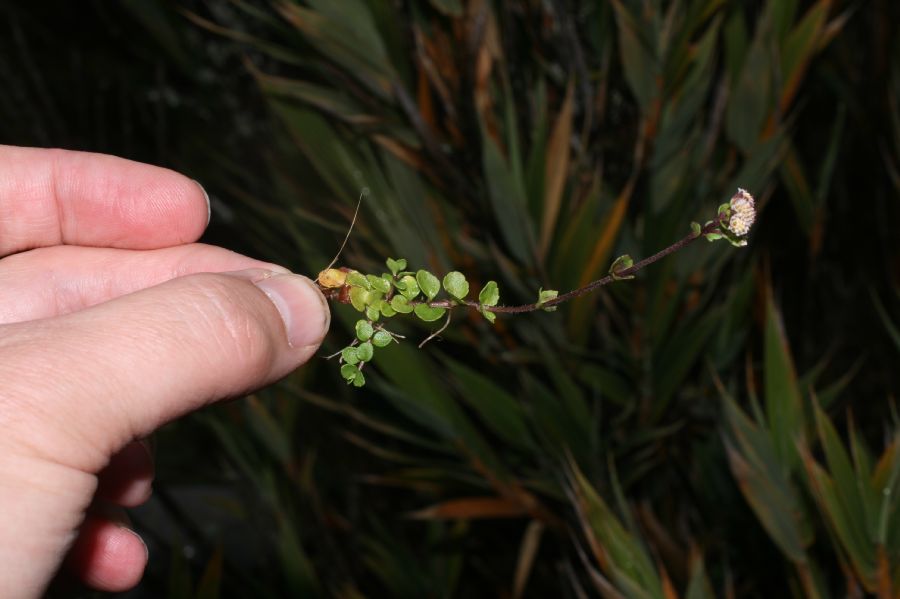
[317,190,756,386]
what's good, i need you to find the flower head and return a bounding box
[726,188,755,236]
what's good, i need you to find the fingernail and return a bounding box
[224,267,291,282]
[123,528,149,561]
[193,179,211,226]
[253,274,330,348]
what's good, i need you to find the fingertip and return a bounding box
[0,146,212,254]
[66,518,148,592]
[250,273,331,349]
[131,167,210,245]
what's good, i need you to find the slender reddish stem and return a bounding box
[421,215,726,314]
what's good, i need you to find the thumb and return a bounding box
[0,268,330,472]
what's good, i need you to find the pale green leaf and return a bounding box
[341,346,360,365]
[396,275,420,299]
[340,363,359,381]
[442,271,469,300]
[378,300,396,318]
[368,274,391,294]
[372,330,392,347]
[356,341,374,362]
[414,304,446,322]
[416,270,440,300]
[346,271,370,289]
[349,287,368,312]
[390,295,414,314]
[386,257,407,275]
[478,281,500,306]
[355,319,373,341]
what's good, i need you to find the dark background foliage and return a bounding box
[2,1,900,597]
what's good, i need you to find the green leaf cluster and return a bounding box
[333,259,505,384]
[338,318,398,386]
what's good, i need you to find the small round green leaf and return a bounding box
[365,291,383,306]
[378,300,396,318]
[367,274,391,294]
[397,275,420,299]
[386,258,407,275]
[478,281,499,306]
[442,271,469,300]
[349,287,368,312]
[340,363,359,381]
[479,307,497,324]
[372,330,392,347]
[414,304,446,322]
[355,319,373,341]
[390,295,414,313]
[341,346,360,365]
[365,305,380,322]
[416,270,440,300]
[351,371,366,387]
[356,341,374,362]
[346,271,370,289]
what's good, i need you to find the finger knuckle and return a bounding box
[180,274,279,377]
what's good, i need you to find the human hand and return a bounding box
[0,146,330,597]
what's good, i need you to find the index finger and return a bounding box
[0,145,210,257]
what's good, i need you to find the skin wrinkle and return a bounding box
[0,450,97,591]
[0,210,57,258]
[59,150,130,247]
[0,328,120,471]
[169,243,225,279]
[2,149,59,255]
[0,452,97,511]
[49,148,67,248]
[3,303,174,470]
[98,306,191,443]
[158,184,195,247]
[0,250,70,322]
[188,276,280,393]
[50,262,67,317]
[106,176,196,248]
[0,328,61,432]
